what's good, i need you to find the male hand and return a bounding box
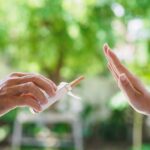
[0,72,57,116]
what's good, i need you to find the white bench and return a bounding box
[11,111,83,150]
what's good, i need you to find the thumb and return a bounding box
[119,74,139,99]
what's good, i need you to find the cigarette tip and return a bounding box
[70,75,85,88]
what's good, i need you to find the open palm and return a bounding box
[103,44,150,115]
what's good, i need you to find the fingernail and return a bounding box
[104,43,108,47]
[52,90,56,96]
[120,74,126,81]
[103,43,108,50]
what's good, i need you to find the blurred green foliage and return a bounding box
[0,0,150,149]
[0,0,149,82]
[130,144,150,150]
[99,109,128,141]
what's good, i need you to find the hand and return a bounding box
[103,44,150,115]
[0,72,57,116]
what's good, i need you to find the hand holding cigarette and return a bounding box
[31,75,85,113]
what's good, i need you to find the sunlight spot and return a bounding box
[111,3,125,17]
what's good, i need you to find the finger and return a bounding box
[7,74,56,96]
[9,72,57,90]
[119,74,144,112]
[103,43,108,56]
[108,63,143,95]
[9,72,26,77]
[103,44,127,75]
[104,44,119,81]
[119,74,142,99]
[8,82,48,105]
[103,44,124,77]
[106,46,133,77]
[108,49,125,74]
[103,43,110,61]
[11,72,57,89]
[105,44,145,94]
[14,95,42,112]
[107,63,118,82]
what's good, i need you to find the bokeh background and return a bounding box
[0,0,150,150]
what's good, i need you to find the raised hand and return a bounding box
[103,44,150,115]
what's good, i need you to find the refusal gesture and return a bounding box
[103,44,150,115]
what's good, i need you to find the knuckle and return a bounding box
[31,74,40,80]
[26,82,35,89]
[120,78,128,86]
[5,78,17,85]
[9,72,17,77]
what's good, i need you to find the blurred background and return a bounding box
[0,0,150,150]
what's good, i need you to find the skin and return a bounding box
[0,72,57,116]
[103,44,150,115]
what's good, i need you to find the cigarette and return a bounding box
[70,76,85,88]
